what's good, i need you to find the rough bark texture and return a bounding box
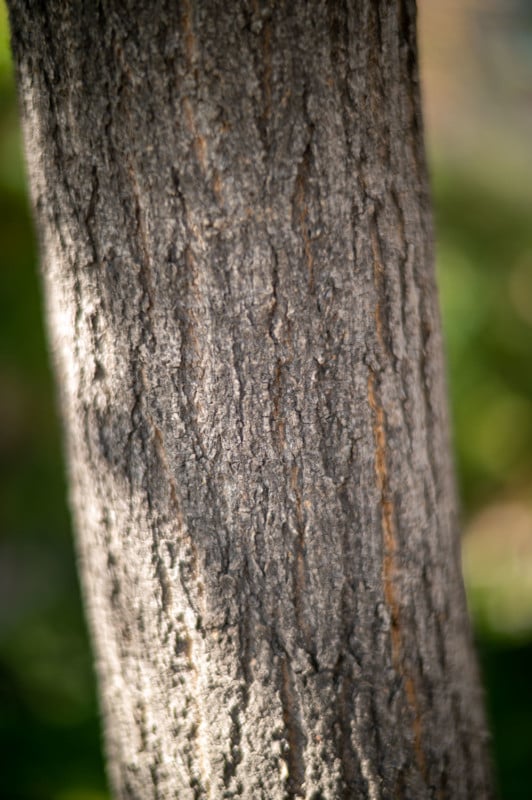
[8,1,492,797]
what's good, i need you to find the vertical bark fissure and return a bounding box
[279,655,307,798]
[367,369,427,779]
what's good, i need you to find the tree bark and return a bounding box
[8,1,492,797]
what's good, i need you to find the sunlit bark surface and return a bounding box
[8,1,492,797]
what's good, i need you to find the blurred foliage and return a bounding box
[432,162,532,797]
[1,1,532,798]
[435,168,532,512]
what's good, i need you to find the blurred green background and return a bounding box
[1,0,532,797]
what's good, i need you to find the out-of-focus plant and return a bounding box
[436,171,532,512]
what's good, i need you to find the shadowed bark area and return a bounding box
[8,0,493,797]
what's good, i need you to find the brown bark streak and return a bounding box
[367,370,426,778]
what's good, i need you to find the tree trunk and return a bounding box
[8,1,492,797]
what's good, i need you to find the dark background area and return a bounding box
[1,1,532,797]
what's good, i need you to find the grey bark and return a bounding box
[8,1,492,798]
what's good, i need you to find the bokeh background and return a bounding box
[1,0,532,797]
